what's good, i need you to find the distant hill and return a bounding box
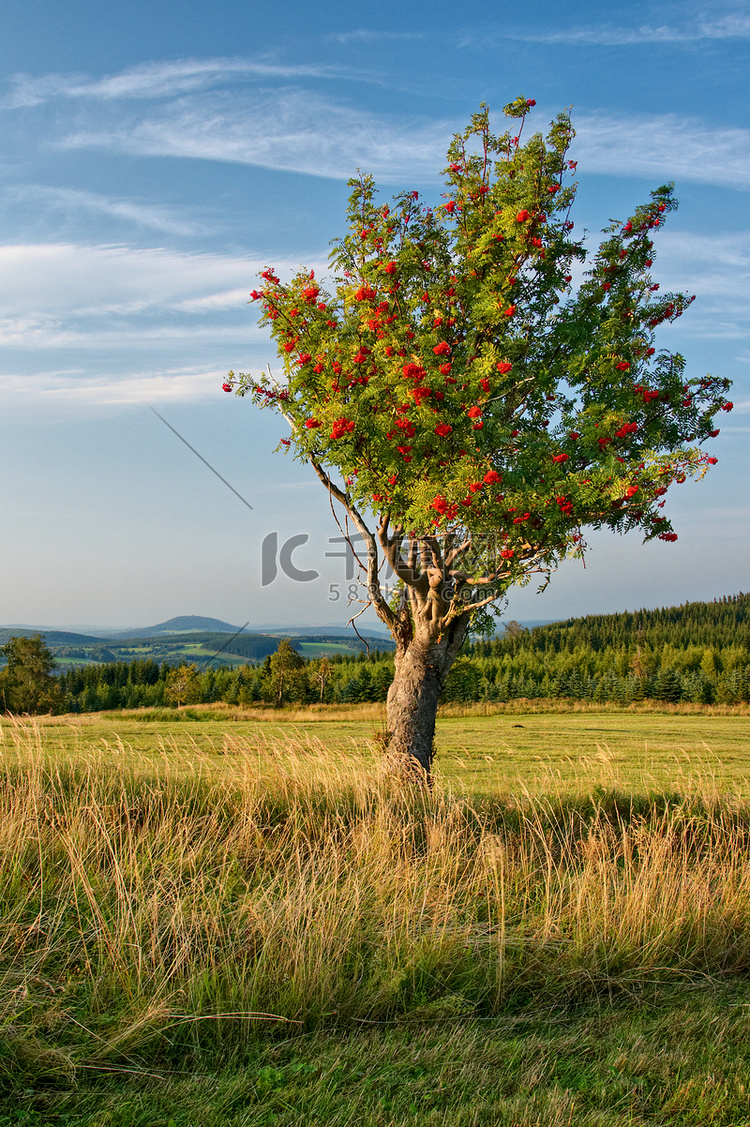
[255,623,391,638]
[0,627,103,646]
[113,616,246,638]
[114,617,393,639]
[3,611,561,672]
[0,619,392,672]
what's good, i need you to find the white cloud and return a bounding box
[0,365,229,406]
[0,241,328,387]
[487,13,750,46]
[0,242,301,320]
[572,112,750,190]
[0,223,746,364]
[0,316,270,350]
[6,185,207,236]
[10,56,748,191]
[327,30,426,45]
[3,57,344,108]
[0,241,320,413]
[630,231,750,342]
[57,88,453,183]
[35,71,747,191]
[655,231,750,297]
[170,289,253,313]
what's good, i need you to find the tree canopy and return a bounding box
[0,634,58,714]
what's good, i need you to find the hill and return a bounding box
[481,592,750,655]
[453,592,750,706]
[9,592,750,710]
[0,622,394,672]
[0,627,103,646]
[111,615,246,638]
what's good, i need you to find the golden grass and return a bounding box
[3,710,750,1082]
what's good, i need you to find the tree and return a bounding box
[165,663,202,708]
[264,640,308,707]
[0,634,59,714]
[314,656,333,703]
[654,667,683,703]
[226,99,731,780]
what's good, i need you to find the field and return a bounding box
[23,702,750,795]
[4,705,750,1125]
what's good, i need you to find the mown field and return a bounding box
[22,701,750,795]
[4,705,750,1126]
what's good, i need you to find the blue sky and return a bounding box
[1,0,748,630]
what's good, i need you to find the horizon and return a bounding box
[2,587,746,637]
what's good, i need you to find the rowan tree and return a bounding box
[226,100,731,780]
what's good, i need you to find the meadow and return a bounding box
[4,704,750,1125]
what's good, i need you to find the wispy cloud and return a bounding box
[628,231,750,343]
[0,365,229,406]
[170,289,252,313]
[0,243,215,318]
[0,240,317,416]
[656,230,750,286]
[5,185,207,235]
[0,242,303,320]
[53,95,750,191]
[0,241,324,368]
[480,13,750,46]
[573,112,750,190]
[3,57,345,109]
[13,55,748,191]
[57,88,453,182]
[0,316,271,349]
[327,30,426,45]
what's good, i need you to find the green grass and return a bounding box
[23,702,750,795]
[7,984,750,1125]
[4,708,750,1124]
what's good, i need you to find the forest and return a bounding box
[25,592,748,712]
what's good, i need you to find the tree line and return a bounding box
[0,637,396,713]
[2,594,749,715]
[52,642,396,712]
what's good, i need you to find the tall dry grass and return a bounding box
[3,716,750,1080]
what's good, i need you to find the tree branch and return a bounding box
[307,453,397,630]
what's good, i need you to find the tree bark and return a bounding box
[385,616,470,780]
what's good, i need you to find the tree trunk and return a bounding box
[385,617,469,780]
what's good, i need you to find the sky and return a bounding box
[1,0,748,631]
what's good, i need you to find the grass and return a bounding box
[24,701,750,794]
[4,709,750,1124]
[7,989,750,1125]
